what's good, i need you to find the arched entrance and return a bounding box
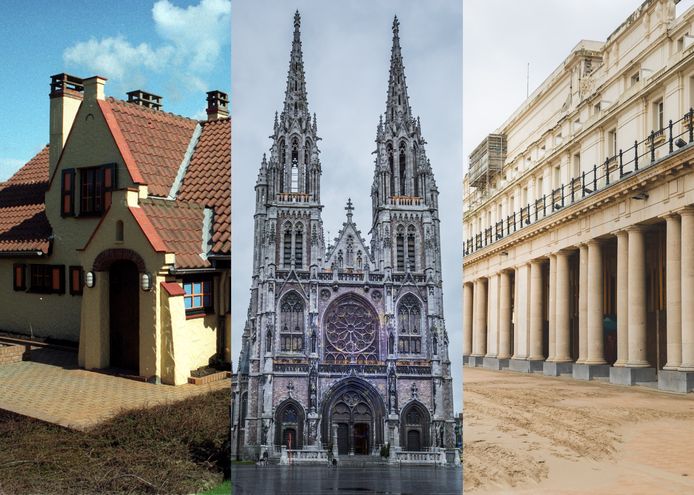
[109,260,139,371]
[400,401,431,451]
[321,377,385,455]
[274,399,305,449]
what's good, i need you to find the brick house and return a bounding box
[0,74,230,385]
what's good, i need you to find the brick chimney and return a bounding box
[49,73,84,173]
[126,90,162,110]
[206,90,229,120]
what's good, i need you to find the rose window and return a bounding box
[324,295,379,362]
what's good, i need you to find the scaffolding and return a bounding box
[468,134,507,190]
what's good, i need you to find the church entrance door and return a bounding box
[407,429,421,451]
[337,423,349,454]
[353,423,369,454]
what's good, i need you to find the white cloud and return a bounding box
[153,0,230,72]
[63,36,173,80]
[62,0,229,87]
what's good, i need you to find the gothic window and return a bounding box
[324,294,379,362]
[283,225,292,268]
[398,293,422,355]
[311,329,317,354]
[294,225,304,268]
[407,225,416,272]
[396,226,405,271]
[280,292,305,353]
[266,328,272,353]
[356,250,362,269]
[433,332,438,355]
[387,144,395,196]
[291,139,299,192]
[304,139,311,193]
[280,140,286,191]
[346,235,354,267]
[389,332,395,354]
[337,250,344,268]
[399,142,407,195]
[413,143,419,197]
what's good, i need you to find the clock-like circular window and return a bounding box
[324,295,379,362]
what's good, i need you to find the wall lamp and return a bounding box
[141,272,152,291]
[85,271,95,288]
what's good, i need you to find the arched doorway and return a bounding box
[320,377,385,455]
[274,399,305,449]
[400,401,431,451]
[109,260,139,371]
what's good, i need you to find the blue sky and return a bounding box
[232,0,463,412]
[0,0,230,182]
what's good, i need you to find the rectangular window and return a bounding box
[654,99,664,130]
[13,263,26,291]
[183,278,213,315]
[69,266,83,295]
[79,163,115,216]
[29,264,65,294]
[573,153,581,177]
[61,169,75,217]
[608,129,617,158]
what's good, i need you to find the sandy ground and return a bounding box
[463,368,694,494]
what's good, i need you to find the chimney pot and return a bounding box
[127,90,162,110]
[49,73,84,175]
[206,90,229,120]
[49,73,84,99]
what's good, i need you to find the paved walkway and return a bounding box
[0,347,228,430]
[230,465,462,495]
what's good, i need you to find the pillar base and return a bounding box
[462,355,470,366]
[483,357,509,370]
[543,361,573,376]
[572,363,610,380]
[467,356,484,367]
[509,359,543,373]
[609,366,657,386]
[657,370,694,393]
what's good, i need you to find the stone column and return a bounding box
[586,240,606,364]
[528,260,544,361]
[473,279,487,356]
[615,230,629,367]
[498,270,512,359]
[627,226,649,367]
[664,214,682,370]
[578,243,588,363]
[547,254,557,361]
[680,208,694,371]
[555,250,572,362]
[486,274,499,357]
[463,282,473,356]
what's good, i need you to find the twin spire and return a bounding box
[281,12,411,126]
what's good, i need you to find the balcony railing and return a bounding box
[464,109,694,258]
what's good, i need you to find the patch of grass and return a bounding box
[200,479,231,494]
[0,388,230,495]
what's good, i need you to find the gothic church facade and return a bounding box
[231,13,454,460]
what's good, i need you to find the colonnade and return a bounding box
[463,209,694,392]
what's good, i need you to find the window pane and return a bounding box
[194,282,202,294]
[194,296,202,307]
[185,297,192,309]
[184,282,192,295]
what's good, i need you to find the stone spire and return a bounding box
[384,16,412,125]
[283,10,310,120]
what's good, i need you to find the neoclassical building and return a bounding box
[463,0,694,393]
[231,13,455,461]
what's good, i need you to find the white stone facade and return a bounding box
[463,0,694,393]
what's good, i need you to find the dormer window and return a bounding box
[79,163,115,216]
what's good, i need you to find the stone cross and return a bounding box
[345,198,354,222]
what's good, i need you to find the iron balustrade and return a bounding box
[463,109,694,257]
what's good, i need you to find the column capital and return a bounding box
[676,205,694,217]
[625,224,648,233]
[662,211,681,221]
[586,238,603,247]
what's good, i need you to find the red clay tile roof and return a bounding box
[0,146,52,254]
[105,98,198,197]
[178,117,231,256]
[138,199,209,269]
[161,281,186,297]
